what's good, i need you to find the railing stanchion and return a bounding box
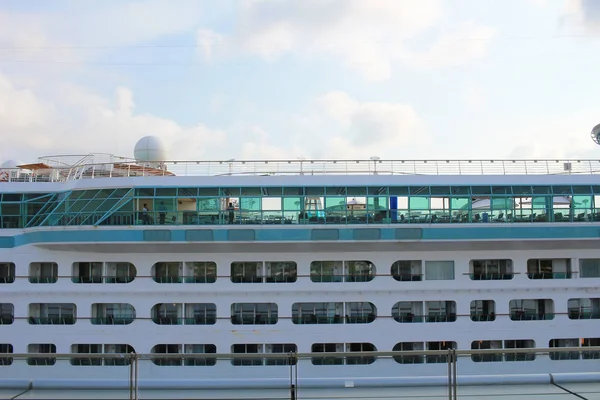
[128,352,134,400]
[447,349,452,400]
[289,351,298,400]
[452,349,458,400]
[134,353,139,400]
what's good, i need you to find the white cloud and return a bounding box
[562,0,600,32]
[461,84,487,112]
[0,74,50,130]
[312,91,428,158]
[0,72,227,163]
[51,0,205,48]
[197,0,493,81]
[0,0,206,68]
[196,29,225,60]
[501,110,600,159]
[404,22,496,68]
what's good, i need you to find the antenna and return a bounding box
[591,123,600,145]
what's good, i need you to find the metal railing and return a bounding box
[2,347,600,400]
[2,159,600,182]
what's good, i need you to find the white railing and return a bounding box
[1,159,600,183]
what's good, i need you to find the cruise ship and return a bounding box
[1,135,600,395]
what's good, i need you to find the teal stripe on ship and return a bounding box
[1,226,600,248]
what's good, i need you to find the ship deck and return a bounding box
[1,383,600,399]
[1,156,600,183]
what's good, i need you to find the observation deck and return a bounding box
[1,155,600,183]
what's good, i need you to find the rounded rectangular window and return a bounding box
[29,262,58,284]
[0,303,14,325]
[29,303,76,325]
[231,303,278,325]
[91,303,135,325]
[0,344,13,366]
[310,261,375,282]
[0,263,15,284]
[391,261,422,281]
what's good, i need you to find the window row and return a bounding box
[2,338,599,367]
[3,258,600,284]
[5,185,600,229]
[2,298,599,326]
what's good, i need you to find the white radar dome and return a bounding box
[0,159,22,169]
[134,136,169,162]
[591,123,600,146]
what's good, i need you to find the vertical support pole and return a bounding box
[447,349,452,400]
[452,349,458,400]
[134,353,139,400]
[128,352,134,400]
[289,351,298,400]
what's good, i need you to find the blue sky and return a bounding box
[1,0,600,164]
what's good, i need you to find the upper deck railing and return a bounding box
[1,159,600,183]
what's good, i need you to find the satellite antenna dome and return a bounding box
[591,123,600,145]
[0,159,21,169]
[133,136,169,162]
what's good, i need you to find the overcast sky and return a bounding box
[1,0,600,163]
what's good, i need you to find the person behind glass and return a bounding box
[227,202,235,224]
[142,204,149,225]
[158,201,167,225]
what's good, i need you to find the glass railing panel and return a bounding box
[470,273,514,280]
[393,274,423,282]
[292,315,344,324]
[152,317,184,325]
[394,314,424,323]
[28,277,58,284]
[183,276,216,283]
[91,317,134,325]
[29,317,76,325]
[470,313,496,322]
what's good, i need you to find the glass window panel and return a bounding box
[368,187,387,195]
[346,187,367,196]
[491,186,511,195]
[176,187,198,197]
[2,193,22,202]
[283,187,304,195]
[450,187,470,195]
[511,186,532,196]
[580,259,600,278]
[306,187,325,195]
[325,196,346,208]
[430,187,450,196]
[197,188,218,196]
[572,186,592,194]
[197,198,220,212]
[532,186,550,194]
[221,187,240,196]
[471,186,492,195]
[282,197,302,211]
[425,261,455,280]
[573,195,593,211]
[155,188,177,196]
[239,187,261,196]
[410,187,429,195]
[389,187,409,195]
[409,196,429,210]
[135,188,154,197]
[264,187,282,196]
[325,187,346,195]
[239,197,261,211]
[368,196,388,209]
[262,197,282,212]
[450,197,469,210]
[553,186,572,195]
